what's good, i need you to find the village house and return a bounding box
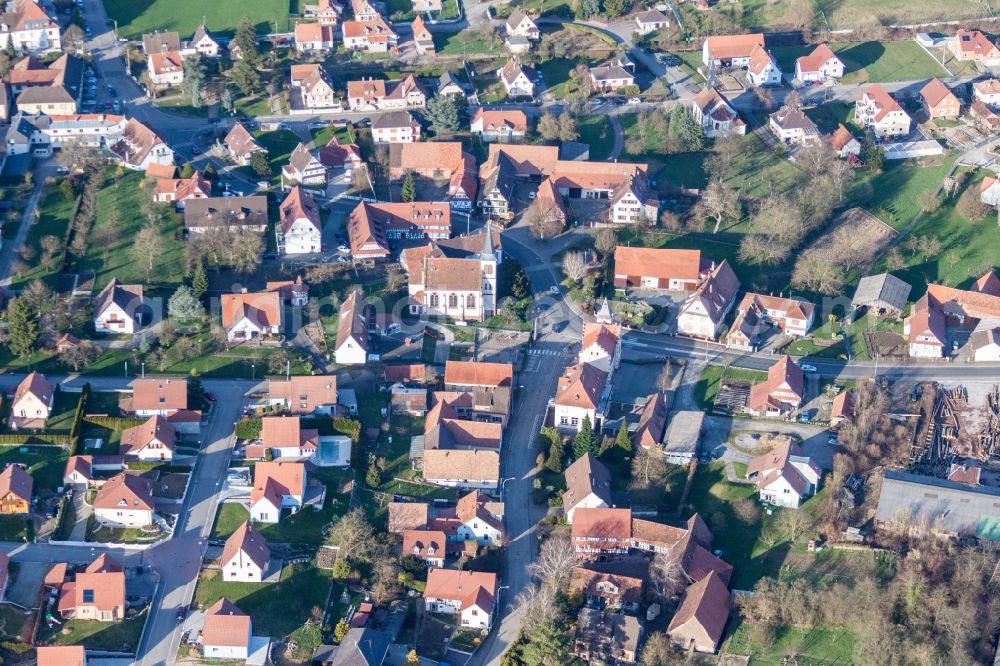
[745,438,821,508]
[424,570,497,629]
[0,0,60,53]
[505,9,539,40]
[443,491,505,545]
[8,54,84,116]
[221,291,282,343]
[971,99,1000,132]
[268,277,310,308]
[201,599,255,661]
[266,376,337,415]
[574,609,642,664]
[93,279,144,334]
[294,21,336,53]
[402,529,446,567]
[530,177,569,228]
[613,247,705,291]
[701,33,765,67]
[282,144,327,187]
[830,123,861,158]
[588,61,635,92]
[973,78,1000,106]
[403,227,498,322]
[347,201,450,260]
[982,175,1000,205]
[634,9,669,34]
[769,105,820,145]
[351,0,382,21]
[829,390,854,428]
[62,455,125,487]
[222,521,271,582]
[920,78,961,120]
[747,44,781,87]
[37,646,87,666]
[278,186,323,255]
[471,108,527,142]
[0,465,31,514]
[341,16,397,53]
[411,16,434,55]
[609,173,659,224]
[676,260,741,339]
[438,71,466,97]
[388,141,477,208]
[855,84,911,138]
[260,416,320,459]
[109,118,174,171]
[554,362,609,432]
[152,171,210,209]
[120,416,176,461]
[334,290,369,365]
[290,64,338,111]
[56,555,126,622]
[970,327,1000,361]
[903,278,1000,358]
[142,32,184,88]
[497,58,536,98]
[794,43,844,82]
[92,473,155,528]
[9,371,54,428]
[571,507,632,555]
[347,75,427,111]
[667,571,730,653]
[948,29,1000,66]
[120,378,200,435]
[633,392,669,449]
[570,565,644,612]
[183,24,220,57]
[438,357,513,424]
[744,355,806,418]
[222,122,266,165]
[691,87,746,137]
[319,136,363,174]
[391,386,428,416]
[249,461,307,524]
[562,453,612,524]
[726,293,816,351]
[422,449,500,491]
[371,110,422,144]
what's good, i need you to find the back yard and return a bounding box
[770,41,948,84]
[103,0,290,39]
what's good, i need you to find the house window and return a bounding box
[430,294,439,307]
[448,293,458,308]
[571,417,579,426]
[560,416,568,425]
[467,294,476,308]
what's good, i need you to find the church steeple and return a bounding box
[480,223,496,261]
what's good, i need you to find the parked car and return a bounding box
[337,244,350,253]
[549,285,560,295]
[800,364,818,373]
[176,606,187,621]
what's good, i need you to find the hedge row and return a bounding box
[82,415,146,430]
[67,384,90,456]
[235,416,362,443]
[235,418,262,440]
[0,434,68,445]
[332,417,361,444]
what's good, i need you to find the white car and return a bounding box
[800,364,818,373]
[337,256,349,263]
[549,286,560,295]
[528,191,536,200]
[338,244,350,253]
[628,97,641,104]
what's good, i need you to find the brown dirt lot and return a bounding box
[864,330,908,358]
[802,207,898,270]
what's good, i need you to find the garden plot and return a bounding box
[800,207,898,274]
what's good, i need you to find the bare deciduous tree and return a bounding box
[696,179,741,234]
[648,551,685,602]
[515,583,556,627]
[528,535,577,592]
[561,251,587,283]
[593,227,617,258]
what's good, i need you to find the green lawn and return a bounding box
[211,468,351,545]
[194,563,330,637]
[874,173,1000,293]
[537,57,599,100]
[815,0,989,29]
[695,366,767,412]
[771,41,947,84]
[235,130,301,185]
[0,445,67,493]
[39,615,146,651]
[44,392,83,433]
[723,622,857,664]
[103,0,290,39]
[433,30,505,56]
[804,101,859,134]
[76,170,186,291]
[577,115,614,161]
[9,185,75,290]
[0,516,29,541]
[854,155,957,231]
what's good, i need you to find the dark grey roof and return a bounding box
[326,628,391,666]
[851,273,912,311]
[183,196,269,229]
[574,608,642,660]
[664,411,703,455]
[438,71,465,93]
[478,153,515,205]
[875,470,1000,541]
[94,278,144,319]
[372,110,415,129]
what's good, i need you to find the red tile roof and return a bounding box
[667,570,730,648]
[704,33,764,60]
[202,598,251,648]
[554,362,608,410]
[0,464,33,504]
[614,246,702,282]
[444,361,513,388]
[795,43,838,73]
[130,378,187,412]
[221,520,271,570]
[92,473,154,512]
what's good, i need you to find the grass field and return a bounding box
[104,0,290,39]
[0,445,68,493]
[771,41,947,84]
[695,365,767,411]
[9,185,75,290]
[194,563,329,637]
[39,615,146,651]
[815,0,989,29]
[854,155,957,230]
[874,173,1000,294]
[235,130,301,185]
[723,622,857,664]
[433,30,505,56]
[77,170,187,291]
[577,115,614,161]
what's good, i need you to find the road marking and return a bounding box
[528,349,560,356]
